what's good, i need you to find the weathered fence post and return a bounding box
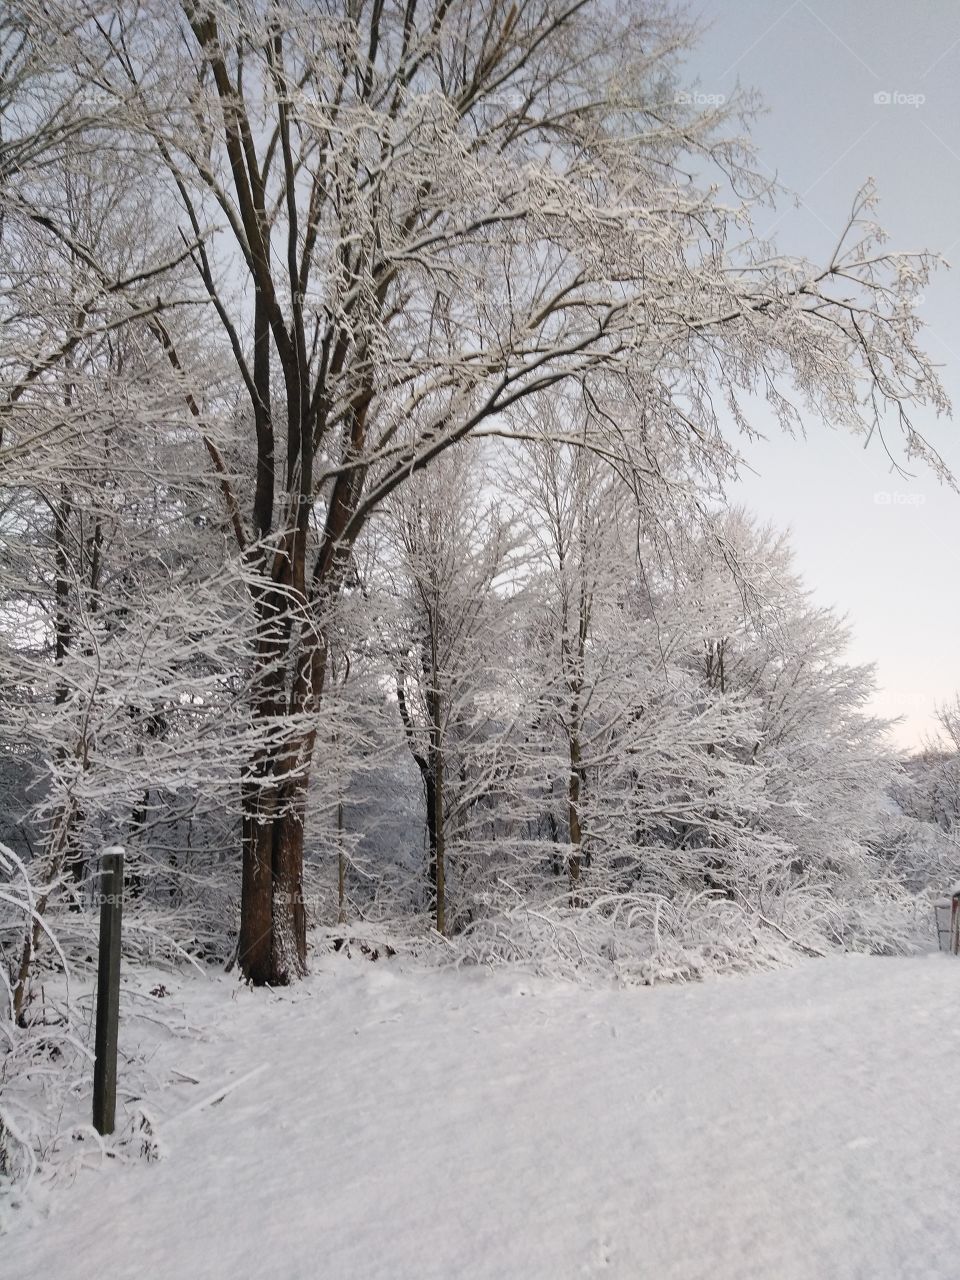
[93,846,124,1135]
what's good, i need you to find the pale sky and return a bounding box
[685,0,960,750]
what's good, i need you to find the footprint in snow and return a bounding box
[581,1236,615,1272]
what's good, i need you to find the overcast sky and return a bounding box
[682,0,960,750]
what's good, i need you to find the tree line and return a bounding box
[0,0,953,1030]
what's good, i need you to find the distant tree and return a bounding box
[382,448,523,931]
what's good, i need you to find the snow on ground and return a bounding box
[4,951,960,1278]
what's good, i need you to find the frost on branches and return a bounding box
[0,0,956,1192]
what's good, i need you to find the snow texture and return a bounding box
[4,952,960,1278]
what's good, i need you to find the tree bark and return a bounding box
[431,705,446,936]
[567,731,583,887]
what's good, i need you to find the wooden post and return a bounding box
[93,847,124,1135]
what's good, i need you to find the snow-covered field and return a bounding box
[4,952,960,1278]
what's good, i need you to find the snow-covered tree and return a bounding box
[53,0,946,982]
[376,447,523,930]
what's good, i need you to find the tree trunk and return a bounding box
[434,740,446,935]
[426,682,446,934]
[568,731,583,888]
[239,757,309,985]
[273,794,307,980]
[336,788,346,925]
[396,670,445,930]
[424,768,438,899]
[239,787,275,985]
